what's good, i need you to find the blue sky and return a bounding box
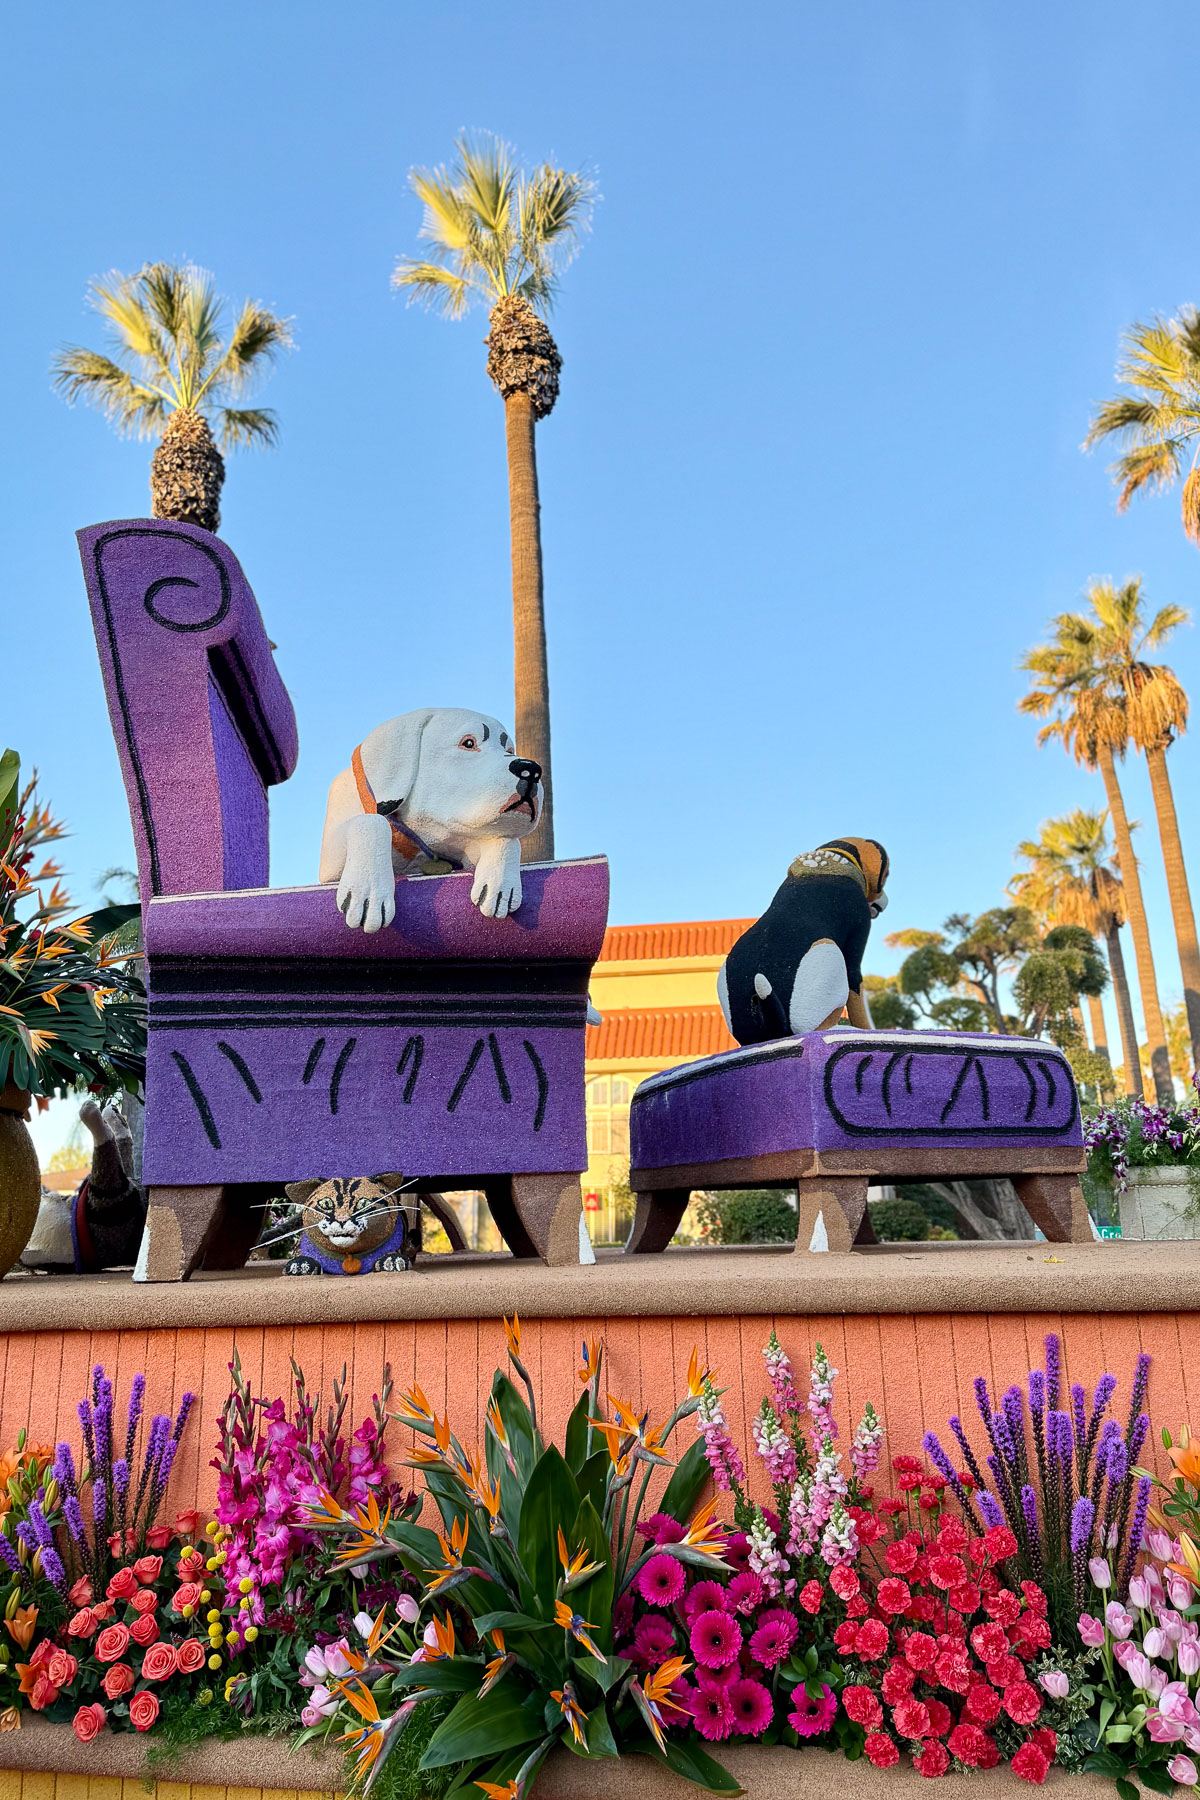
[4,0,1199,1145]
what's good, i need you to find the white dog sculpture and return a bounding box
[319,708,543,932]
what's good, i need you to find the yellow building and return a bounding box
[582,918,750,1241]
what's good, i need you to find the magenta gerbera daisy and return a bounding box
[728,1677,774,1738]
[635,1553,686,1608]
[787,1682,838,1738]
[689,1682,733,1741]
[749,1609,798,1669]
[690,1608,742,1668]
[727,1571,765,1616]
[633,1614,677,1665]
[683,1580,729,1623]
[638,1511,686,1545]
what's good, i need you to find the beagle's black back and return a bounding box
[723,872,872,1046]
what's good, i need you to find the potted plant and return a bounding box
[1084,1088,1200,1240]
[0,751,145,1273]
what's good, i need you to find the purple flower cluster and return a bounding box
[1085,1085,1200,1193]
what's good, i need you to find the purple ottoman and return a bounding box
[626,1027,1089,1253]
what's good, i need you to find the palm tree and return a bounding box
[1086,308,1200,547]
[393,133,595,864]
[1008,809,1139,1095]
[53,263,291,534]
[1019,601,1175,1102]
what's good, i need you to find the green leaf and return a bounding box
[576,1450,610,1516]
[1085,1751,1125,1775]
[517,1446,581,1610]
[471,1610,555,1637]
[387,1659,482,1693]
[660,1436,710,1522]
[625,1735,744,1795]
[1106,1725,1133,1743]
[1140,1769,1175,1797]
[575,1652,630,1696]
[564,1389,592,1473]
[419,1680,546,1770]
[1115,1782,1139,1800]
[585,1704,618,1758]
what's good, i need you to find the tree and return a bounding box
[1085,307,1200,549]
[1009,810,1137,1095]
[52,263,291,533]
[393,133,595,863]
[1019,580,1198,1086]
[1019,597,1174,1101]
[881,928,994,1033]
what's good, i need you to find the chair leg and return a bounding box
[624,1189,691,1254]
[422,1192,469,1253]
[507,1173,586,1265]
[1012,1173,1094,1244]
[142,1186,228,1281]
[793,1177,869,1253]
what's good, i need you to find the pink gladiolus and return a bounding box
[1038,1670,1070,1699]
[1077,1613,1106,1648]
[1167,1756,1199,1787]
[1089,1557,1112,1589]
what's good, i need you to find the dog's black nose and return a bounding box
[509,758,541,782]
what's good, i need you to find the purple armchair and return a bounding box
[79,520,609,1279]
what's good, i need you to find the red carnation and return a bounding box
[1011,1741,1051,1784]
[949,1582,981,1615]
[833,1622,859,1652]
[904,1632,938,1673]
[927,1698,952,1736]
[947,1722,990,1767]
[845,1593,871,1617]
[984,1587,1021,1625]
[1013,1613,1052,1653]
[842,1685,883,1727]
[882,1662,916,1703]
[854,1618,890,1660]
[934,1651,972,1694]
[892,1455,923,1474]
[1032,1728,1057,1757]
[884,1538,918,1575]
[915,1740,950,1778]
[929,1553,966,1590]
[987,1652,1023,1689]
[798,1579,824,1614]
[877,1578,912,1616]
[965,1683,1001,1725]
[896,1471,921,1492]
[1003,1682,1042,1726]
[830,1563,860,1601]
[892,1697,932,1739]
[864,1731,900,1768]
[983,1524,1018,1562]
[1021,1582,1049,1615]
[936,1518,969,1553]
[970,1622,1008,1664]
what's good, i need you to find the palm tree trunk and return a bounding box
[503,390,553,863]
[1105,921,1142,1099]
[1096,743,1172,1101]
[1144,741,1200,1075]
[1084,994,1108,1059]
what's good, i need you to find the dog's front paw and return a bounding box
[337,863,396,933]
[470,844,522,918]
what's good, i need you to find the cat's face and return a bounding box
[283,1173,406,1258]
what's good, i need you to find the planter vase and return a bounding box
[0,1084,40,1276]
[1118,1165,1200,1241]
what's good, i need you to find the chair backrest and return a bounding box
[78,519,299,898]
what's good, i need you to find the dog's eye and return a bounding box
[458,736,478,751]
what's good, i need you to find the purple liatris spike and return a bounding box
[1028,1369,1045,1416]
[1020,1484,1039,1542]
[125,1373,145,1462]
[39,1547,66,1593]
[978,1491,1004,1528]
[27,1502,52,1549]
[15,1523,36,1555]
[993,1410,1017,1465]
[172,1391,197,1442]
[1070,1495,1095,1555]
[1105,1439,1128,1486]
[1128,1414,1149,1466]
[1044,1333,1061,1410]
[64,1496,86,1542]
[1089,1374,1118,1437]
[1002,1384,1025,1437]
[0,1534,18,1573]
[92,1364,104,1406]
[114,1458,129,1497]
[973,1375,993,1426]
[1129,1352,1151,1422]
[77,1399,95,1468]
[54,1442,77,1496]
[1128,1477,1151,1555]
[1071,1384,1086,1453]
[92,1479,106,1523]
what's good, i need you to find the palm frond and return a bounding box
[137,263,191,341]
[409,168,477,254]
[452,132,516,235]
[1183,469,1200,546]
[86,273,173,377]
[199,301,293,400]
[1113,441,1184,508]
[391,260,475,317]
[519,164,594,251]
[217,407,279,449]
[50,349,170,438]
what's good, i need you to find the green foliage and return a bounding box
[52,262,291,447]
[370,1698,457,1800]
[694,1189,797,1244]
[868,1196,930,1241]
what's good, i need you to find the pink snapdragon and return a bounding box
[696,1381,746,1493]
[762,1330,800,1415]
[751,1401,797,1488]
[851,1401,883,1480]
[746,1507,787,1599]
[807,1344,838,1448]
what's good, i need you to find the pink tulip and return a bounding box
[1144,1627,1170,1659]
[1113,1639,1141,1670]
[1128,1574,1152,1610]
[1121,1649,1154,1690]
[1146,1665,1169,1701]
[1090,1557,1113,1589]
[1179,1640,1200,1677]
[1145,1563,1166,1602]
[1170,1578,1196,1610]
[1148,1711,1186,1744]
[1039,1670,1070,1699]
[1078,1613,1106,1648]
[1185,1726,1200,1754]
[1106,1603,1135,1640]
[396,1594,420,1623]
[1147,1528,1175,1562]
[1168,1755,1198,1787]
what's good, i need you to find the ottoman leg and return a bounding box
[142,1186,227,1281]
[487,1174,586,1265]
[1012,1173,1094,1244]
[625,1189,691,1255]
[793,1177,869,1254]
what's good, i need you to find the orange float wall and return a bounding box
[1,1311,1195,1516]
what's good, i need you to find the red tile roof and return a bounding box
[598,919,752,963]
[586,1006,737,1062]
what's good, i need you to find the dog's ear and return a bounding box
[285,1179,323,1207]
[361,710,435,809]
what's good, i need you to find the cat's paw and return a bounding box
[284,1255,322,1276]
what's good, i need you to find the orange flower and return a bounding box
[578,1339,601,1386]
[504,1314,522,1361]
[1168,1435,1200,1491]
[553,1599,606,1662]
[5,1608,38,1653]
[475,1783,519,1799]
[686,1347,709,1397]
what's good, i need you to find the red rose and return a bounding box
[833,1623,859,1652]
[970,1622,1008,1664]
[141,1641,178,1681]
[29,1675,59,1711]
[67,1608,98,1639]
[798,1579,824,1614]
[965,1682,1001,1725]
[176,1638,206,1674]
[884,1538,918,1575]
[929,1553,966,1590]
[854,1618,890,1661]
[132,1555,162,1585]
[983,1525,1018,1563]
[876,1578,911,1616]
[171,1581,202,1615]
[68,1577,94,1608]
[882,1662,916,1703]
[175,1508,202,1539]
[46,1648,78,1689]
[1011,1741,1050,1784]
[107,1568,138,1603]
[915,1740,950,1778]
[130,1614,160,1647]
[947,1723,991,1767]
[101,1662,135,1699]
[927,1699,952,1736]
[176,1547,206,1579]
[129,1690,160,1732]
[936,1519,969,1553]
[830,1563,860,1600]
[72,1702,106,1743]
[864,1731,900,1768]
[145,1526,173,1550]
[903,1632,938,1674]
[892,1697,932,1739]
[95,1623,131,1663]
[1004,1682,1042,1726]
[842,1685,883,1727]
[92,1601,114,1621]
[130,1588,158,1616]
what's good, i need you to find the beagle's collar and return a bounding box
[350,745,465,873]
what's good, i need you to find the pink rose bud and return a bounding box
[1039,1670,1070,1699]
[1078,1613,1106,1648]
[1090,1557,1113,1589]
[1128,1575,1152,1610]
[1168,1755,1198,1787]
